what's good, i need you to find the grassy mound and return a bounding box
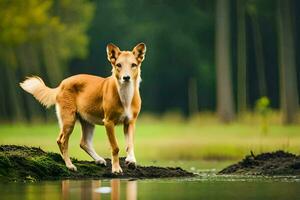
[0,145,194,182]
[219,150,300,176]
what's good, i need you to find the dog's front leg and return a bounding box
[124,121,136,167]
[104,120,122,173]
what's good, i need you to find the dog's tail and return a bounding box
[20,76,58,108]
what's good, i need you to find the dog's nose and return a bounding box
[123,76,130,81]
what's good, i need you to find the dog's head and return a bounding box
[107,43,146,84]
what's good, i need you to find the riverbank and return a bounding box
[0,145,194,182]
[219,150,300,175]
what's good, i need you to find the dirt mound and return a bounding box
[0,145,194,182]
[219,150,300,176]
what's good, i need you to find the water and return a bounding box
[1,176,300,200]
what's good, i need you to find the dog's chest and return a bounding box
[117,83,134,121]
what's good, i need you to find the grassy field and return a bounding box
[0,113,299,170]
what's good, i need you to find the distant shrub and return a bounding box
[255,97,271,135]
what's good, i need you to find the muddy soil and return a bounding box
[219,150,300,176]
[0,145,194,182]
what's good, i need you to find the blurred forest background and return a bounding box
[0,0,299,124]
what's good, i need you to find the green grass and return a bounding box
[0,114,300,170]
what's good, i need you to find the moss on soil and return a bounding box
[0,145,194,182]
[219,150,300,176]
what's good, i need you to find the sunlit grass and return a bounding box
[0,112,299,170]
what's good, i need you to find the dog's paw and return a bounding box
[67,164,77,172]
[125,156,136,169]
[112,165,123,174]
[126,161,137,169]
[95,158,107,166]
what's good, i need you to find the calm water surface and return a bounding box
[1,176,300,200]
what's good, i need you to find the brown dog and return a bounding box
[20,43,146,173]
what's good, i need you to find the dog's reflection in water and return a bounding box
[61,179,137,200]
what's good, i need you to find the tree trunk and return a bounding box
[42,37,63,86]
[237,0,247,114]
[0,66,9,121]
[277,0,299,124]
[188,77,198,116]
[215,0,235,122]
[249,11,267,97]
[1,47,25,122]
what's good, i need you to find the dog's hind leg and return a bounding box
[56,103,77,171]
[79,119,106,166]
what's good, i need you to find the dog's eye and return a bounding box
[131,63,137,68]
[116,63,122,68]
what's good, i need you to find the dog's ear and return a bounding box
[132,43,146,63]
[106,43,121,64]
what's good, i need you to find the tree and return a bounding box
[248,2,267,97]
[215,0,235,122]
[0,0,94,122]
[188,77,199,115]
[237,0,247,115]
[277,0,299,124]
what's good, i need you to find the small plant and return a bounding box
[255,96,271,135]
